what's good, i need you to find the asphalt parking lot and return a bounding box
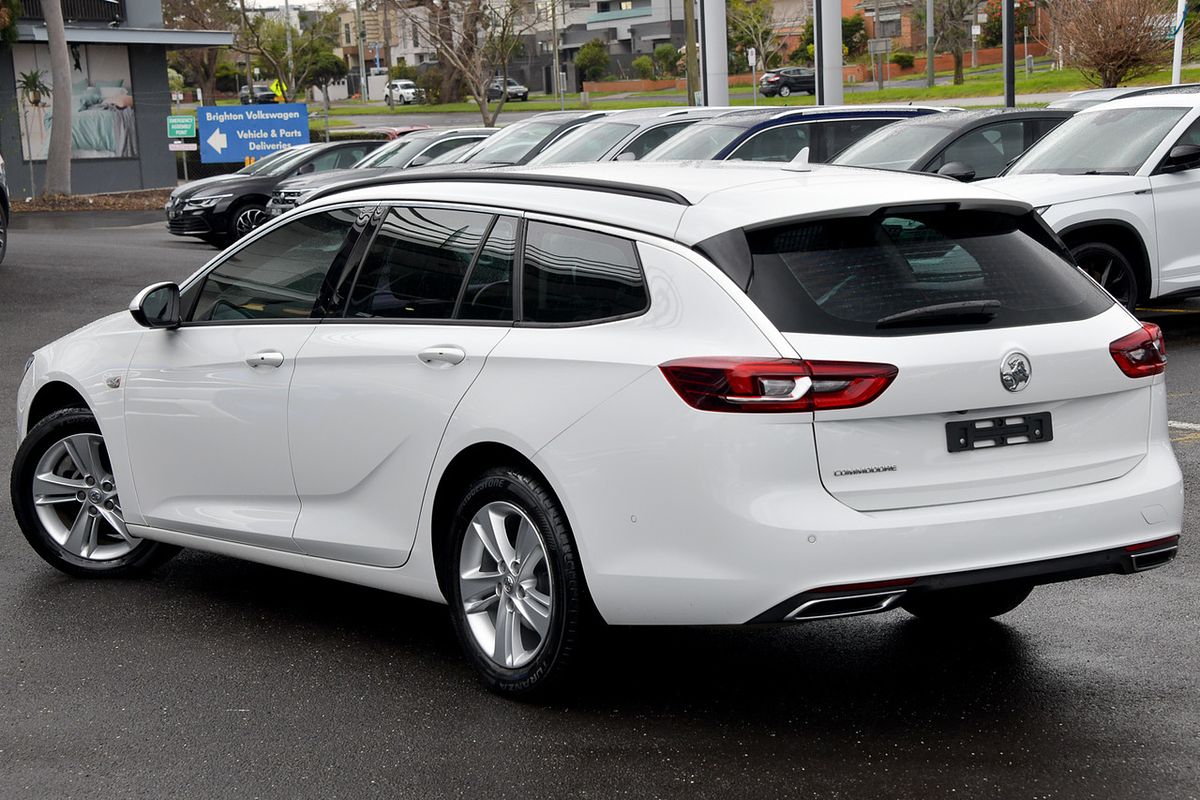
[0,212,1197,799]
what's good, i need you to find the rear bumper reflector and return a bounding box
[749,535,1181,624]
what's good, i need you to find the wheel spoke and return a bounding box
[493,601,518,667]
[460,568,501,614]
[514,519,542,565]
[63,506,94,556]
[33,472,85,505]
[471,520,503,564]
[62,436,98,477]
[96,504,135,544]
[514,593,550,639]
[486,507,517,566]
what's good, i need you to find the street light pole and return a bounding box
[354,0,369,102]
[1002,0,1015,107]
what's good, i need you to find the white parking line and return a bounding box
[1168,421,1200,431]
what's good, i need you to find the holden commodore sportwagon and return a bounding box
[12,162,1182,696]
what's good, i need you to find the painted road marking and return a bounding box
[1168,421,1200,431]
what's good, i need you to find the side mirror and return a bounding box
[1158,143,1200,174]
[297,162,316,175]
[936,161,976,182]
[614,151,637,162]
[409,154,432,167]
[129,282,181,329]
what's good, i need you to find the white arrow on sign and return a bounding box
[207,128,228,154]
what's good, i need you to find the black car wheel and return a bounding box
[1071,241,1140,311]
[229,203,267,241]
[779,85,792,97]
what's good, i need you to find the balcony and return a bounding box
[586,7,653,23]
[19,0,126,23]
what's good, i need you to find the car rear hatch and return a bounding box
[738,205,1160,511]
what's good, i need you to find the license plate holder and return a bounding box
[946,412,1052,453]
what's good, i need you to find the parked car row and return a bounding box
[166,88,1200,313]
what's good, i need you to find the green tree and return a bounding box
[238,5,342,102]
[799,14,870,63]
[163,0,238,102]
[653,43,679,77]
[632,55,655,79]
[980,0,1037,48]
[575,38,610,81]
[1,0,21,45]
[214,61,242,93]
[913,0,980,84]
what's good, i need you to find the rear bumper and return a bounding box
[748,535,1180,623]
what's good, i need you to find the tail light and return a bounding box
[1110,322,1166,378]
[659,357,898,413]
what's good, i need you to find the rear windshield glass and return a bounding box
[737,209,1112,336]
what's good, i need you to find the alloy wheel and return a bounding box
[234,206,267,238]
[31,432,139,560]
[1072,242,1138,310]
[779,85,792,97]
[458,501,554,669]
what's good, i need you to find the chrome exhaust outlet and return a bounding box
[1130,544,1178,572]
[784,589,907,621]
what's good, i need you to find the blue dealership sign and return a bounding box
[196,104,309,164]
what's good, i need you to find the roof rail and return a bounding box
[305,170,694,206]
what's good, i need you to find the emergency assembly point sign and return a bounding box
[197,104,309,163]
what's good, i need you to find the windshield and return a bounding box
[642,123,743,160]
[531,122,637,164]
[1008,107,1187,176]
[355,137,430,168]
[238,146,305,175]
[833,121,959,170]
[254,146,323,177]
[464,121,559,164]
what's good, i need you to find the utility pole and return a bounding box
[813,0,843,104]
[355,0,369,102]
[282,0,295,101]
[926,0,934,87]
[684,0,699,105]
[382,0,392,72]
[1002,0,1014,107]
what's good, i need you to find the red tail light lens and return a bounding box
[659,357,898,413]
[1110,322,1166,378]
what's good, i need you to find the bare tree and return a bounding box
[1054,0,1178,87]
[41,0,72,195]
[163,0,238,102]
[396,0,545,126]
[913,0,985,85]
[237,3,345,102]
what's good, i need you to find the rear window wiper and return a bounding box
[876,299,1000,329]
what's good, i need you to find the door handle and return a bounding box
[418,346,466,366]
[246,350,285,368]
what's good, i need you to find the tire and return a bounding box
[1070,240,1140,311]
[0,202,8,265]
[779,85,792,97]
[447,465,588,698]
[11,408,180,578]
[901,582,1033,622]
[228,202,267,241]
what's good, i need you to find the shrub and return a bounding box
[891,52,915,69]
[575,38,611,82]
[632,55,655,80]
[416,67,443,105]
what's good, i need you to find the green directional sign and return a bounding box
[167,115,196,138]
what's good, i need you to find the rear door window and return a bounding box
[618,122,694,159]
[738,209,1112,336]
[817,118,898,160]
[521,222,648,324]
[346,206,492,320]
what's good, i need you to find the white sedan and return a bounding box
[984,93,1200,309]
[11,163,1182,696]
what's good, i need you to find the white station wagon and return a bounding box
[12,162,1182,696]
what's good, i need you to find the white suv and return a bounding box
[11,163,1182,696]
[985,93,1200,309]
[385,79,421,106]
